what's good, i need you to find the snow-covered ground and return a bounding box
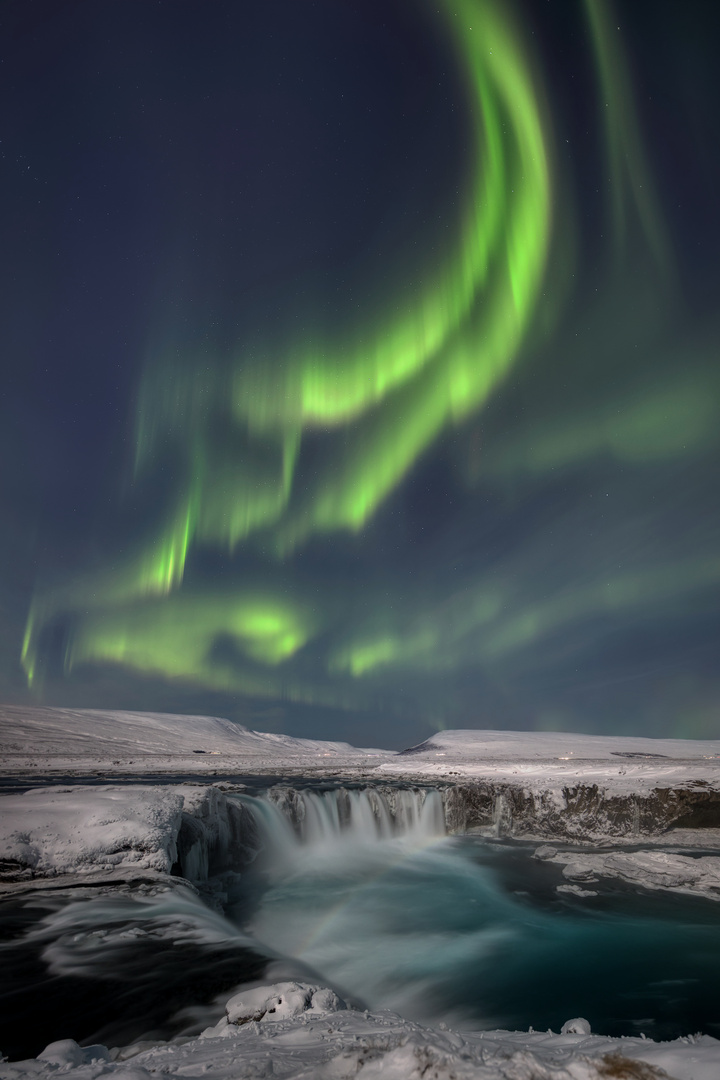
[3,708,720,797]
[399,729,720,761]
[2,980,719,1079]
[0,706,383,776]
[386,729,720,804]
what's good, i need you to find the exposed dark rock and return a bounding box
[172,790,260,881]
[442,781,720,840]
[396,740,443,756]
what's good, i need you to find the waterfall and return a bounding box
[493,791,513,837]
[235,786,445,871]
[632,799,641,836]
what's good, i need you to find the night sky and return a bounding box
[2,0,719,748]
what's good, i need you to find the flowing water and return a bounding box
[235,788,720,1039]
[2,784,720,1059]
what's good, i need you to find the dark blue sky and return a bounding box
[2,0,719,747]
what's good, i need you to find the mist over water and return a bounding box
[0,886,268,1058]
[3,786,720,1060]
[239,790,720,1038]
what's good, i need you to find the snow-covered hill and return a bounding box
[0,705,383,774]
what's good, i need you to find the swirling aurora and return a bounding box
[7,0,720,744]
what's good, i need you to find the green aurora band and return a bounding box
[129,0,552,564]
[23,0,551,691]
[23,0,714,734]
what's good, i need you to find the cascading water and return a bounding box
[237,786,446,872]
[228,786,720,1039]
[0,884,269,1058]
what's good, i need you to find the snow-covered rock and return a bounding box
[36,1041,110,1067]
[561,1018,592,1035]
[0,783,268,886]
[0,786,183,880]
[201,981,346,1037]
[541,846,720,901]
[443,777,720,841]
[172,785,259,882]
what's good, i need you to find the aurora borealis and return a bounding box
[3,0,719,745]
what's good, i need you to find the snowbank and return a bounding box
[2,986,719,1079]
[0,786,183,879]
[0,784,267,886]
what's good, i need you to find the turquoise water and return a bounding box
[239,794,720,1040]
